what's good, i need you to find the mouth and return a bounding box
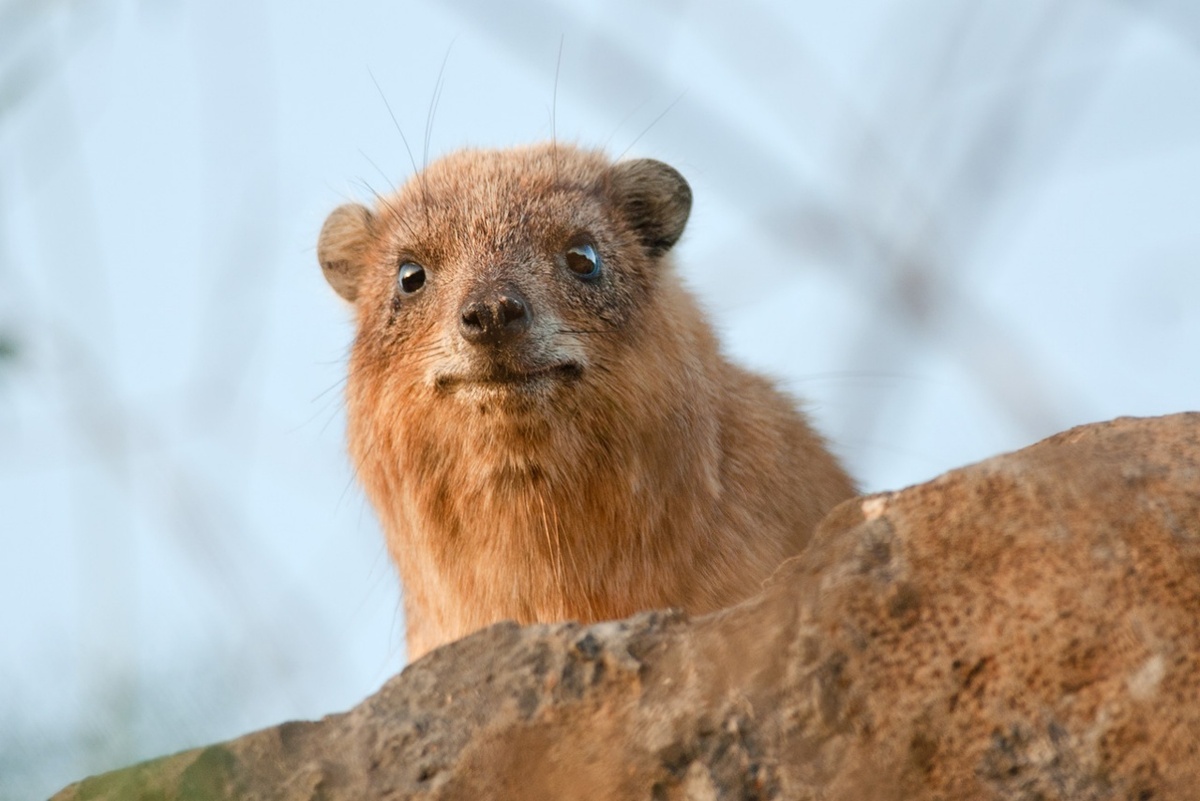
[434,362,582,392]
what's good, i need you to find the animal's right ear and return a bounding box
[318,203,376,303]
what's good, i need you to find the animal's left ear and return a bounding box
[606,159,692,257]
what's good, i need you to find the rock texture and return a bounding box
[55,413,1200,800]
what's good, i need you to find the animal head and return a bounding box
[319,144,693,414]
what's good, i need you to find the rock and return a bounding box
[53,413,1200,800]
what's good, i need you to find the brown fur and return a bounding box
[319,144,856,659]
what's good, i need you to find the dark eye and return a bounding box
[398,262,426,294]
[565,243,601,280]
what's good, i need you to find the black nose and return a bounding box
[459,285,531,345]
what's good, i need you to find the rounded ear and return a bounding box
[606,159,692,257]
[318,203,376,303]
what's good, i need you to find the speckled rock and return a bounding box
[53,413,1200,800]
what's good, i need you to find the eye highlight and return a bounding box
[398,262,426,294]
[565,242,601,281]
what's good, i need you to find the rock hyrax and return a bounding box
[319,144,856,659]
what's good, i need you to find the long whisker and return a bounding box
[346,342,447,378]
[556,328,617,336]
[551,34,564,186]
[603,98,651,152]
[369,68,419,180]
[617,90,688,161]
[356,156,419,239]
[424,41,456,172]
[369,68,432,228]
[351,176,421,242]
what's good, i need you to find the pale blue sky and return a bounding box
[2,0,1198,795]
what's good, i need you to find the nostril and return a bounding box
[462,304,484,329]
[459,301,492,344]
[498,296,526,326]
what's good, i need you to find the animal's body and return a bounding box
[319,144,856,659]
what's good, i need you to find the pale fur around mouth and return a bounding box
[433,362,583,392]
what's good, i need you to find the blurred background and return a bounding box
[2,0,1198,796]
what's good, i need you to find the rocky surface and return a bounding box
[55,413,1200,800]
